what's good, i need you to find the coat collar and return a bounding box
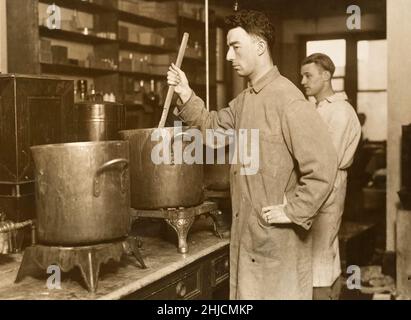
[248,66,280,94]
[324,92,348,103]
[316,92,349,108]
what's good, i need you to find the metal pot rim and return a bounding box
[119,126,199,135]
[30,140,127,150]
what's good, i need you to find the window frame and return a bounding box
[299,31,386,110]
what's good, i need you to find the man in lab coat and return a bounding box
[167,10,337,299]
[300,53,362,299]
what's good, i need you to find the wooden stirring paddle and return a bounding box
[158,32,189,128]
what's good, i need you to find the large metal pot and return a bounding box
[31,141,130,245]
[120,127,204,209]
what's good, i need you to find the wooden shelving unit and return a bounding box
[118,40,175,54]
[118,10,176,28]
[7,0,219,128]
[118,70,165,80]
[39,26,117,45]
[39,0,115,14]
[40,62,117,77]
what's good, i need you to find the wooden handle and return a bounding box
[158,32,189,128]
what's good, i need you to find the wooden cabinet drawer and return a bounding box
[126,264,203,300]
[211,252,229,287]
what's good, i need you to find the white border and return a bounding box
[0,0,7,73]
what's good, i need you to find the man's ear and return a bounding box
[322,70,332,81]
[256,39,267,56]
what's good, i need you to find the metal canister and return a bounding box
[73,100,126,141]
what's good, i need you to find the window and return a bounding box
[303,34,387,142]
[357,40,387,141]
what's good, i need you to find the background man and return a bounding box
[168,10,337,299]
[301,53,362,300]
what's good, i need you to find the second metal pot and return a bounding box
[120,127,204,209]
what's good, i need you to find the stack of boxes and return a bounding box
[119,0,177,24]
[119,52,151,73]
[119,52,176,76]
[118,24,176,50]
[39,39,52,63]
[150,54,175,76]
[178,1,205,21]
[51,45,69,65]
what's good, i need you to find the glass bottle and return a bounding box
[134,80,145,105]
[144,79,159,107]
[77,79,88,101]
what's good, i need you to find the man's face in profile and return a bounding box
[226,27,259,77]
[300,62,327,97]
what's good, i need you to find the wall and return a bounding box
[0,0,7,73]
[386,0,411,251]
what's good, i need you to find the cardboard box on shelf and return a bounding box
[151,54,176,66]
[51,45,69,64]
[138,33,164,47]
[39,51,52,64]
[136,1,177,23]
[149,64,168,76]
[120,58,132,72]
[40,39,51,52]
[119,26,129,41]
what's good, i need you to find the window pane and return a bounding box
[357,91,387,141]
[357,40,387,91]
[331,78,344,92]
[306,39,346,77]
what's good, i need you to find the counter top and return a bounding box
[0,219,229,300]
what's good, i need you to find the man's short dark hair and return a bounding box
[224,10,275,57]
[302,53,336,76]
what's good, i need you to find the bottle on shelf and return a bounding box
[103,93,110,102]
[144,79,160,107]
[88,85,104,102]
[76,79,88,102]
[133,80,145,105]
[71,10,81,31]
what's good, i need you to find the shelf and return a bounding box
[39,0,115,14]
[118,10,176,28]
[39,26,117,45]
[41,63,117,77]
[119,70,165,80]
[183,56,205,64]
[178,16,206,28]
[119,40,175,54]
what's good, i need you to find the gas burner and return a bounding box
[14,237,146,293]
[130,201,223,254]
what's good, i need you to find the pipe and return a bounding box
[205,0,210,111]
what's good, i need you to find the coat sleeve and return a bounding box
[326,106,362,170]
[173,91,237,131]
[281,99,338,230]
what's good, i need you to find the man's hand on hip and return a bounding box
[261,205,292,224]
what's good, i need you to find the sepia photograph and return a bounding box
[0,0,408,305]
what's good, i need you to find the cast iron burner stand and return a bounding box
[130,201,222,254]
[14,236,146,293]
[204,189,231,238]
